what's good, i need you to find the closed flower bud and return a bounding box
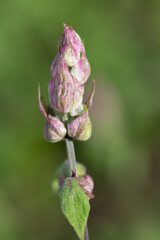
[58,23,82,67]
[44,115,66,143]
[67,80,95,140]
[78,174,94,199]
[49,60,84,114]
[68,111,92,141]
[38,84,66,143]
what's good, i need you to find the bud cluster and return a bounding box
[38,24,95,142]
[52,161,94,200]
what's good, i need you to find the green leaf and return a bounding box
[59,177,90,240]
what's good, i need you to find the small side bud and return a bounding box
[44,115,66,143]
[38,84,66,143]
[68,111,92,141]
[76,162,86,176]
[78,174,94,199]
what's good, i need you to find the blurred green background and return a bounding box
[0,0,160,239]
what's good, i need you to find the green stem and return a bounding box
[65,138,89,240]
[65,138,77,177]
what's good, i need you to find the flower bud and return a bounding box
[58,24,82,67]
[78,174,94,199]
[44,115,66,143]
[67,80,95,140]
[68,111,92,141]
[49,60,84,114]
[38,84,66,143]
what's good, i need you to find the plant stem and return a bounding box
[65,138,77,177]
[84,224,89,240]
[65,138,89,240]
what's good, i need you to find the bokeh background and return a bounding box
[1,0,160,239]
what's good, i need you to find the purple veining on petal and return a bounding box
[70,79,84,116]
[44,115,66,143]
[58,24,82,67]
[78,174,94,199]
[78,174,94,193]
[68,111,87,138]
[49,24,94,116]
[38,83,48,117]
[50,53,59,77]
[68,111,92,141]
[48,61,74,113]
[71,50,91,85]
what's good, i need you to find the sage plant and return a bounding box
[38,24,95,240]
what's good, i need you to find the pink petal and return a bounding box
[48,61,74,113]
[71,50,91,84]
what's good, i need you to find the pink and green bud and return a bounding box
[39,24,95,143]
[44,115,66,143]
[49,60,84,115]
[67,80,95,141]
[51,27,90,86]
[78,174,94,199]
[67,111,92,141]
[38,84,66,142]
[58,24,82,67]
[49,24,94,117]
